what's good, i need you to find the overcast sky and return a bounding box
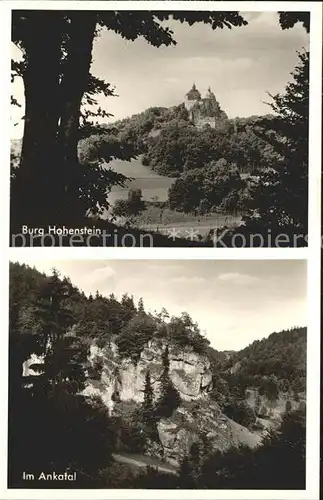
[11,258,307,351]
[11,10,309,139]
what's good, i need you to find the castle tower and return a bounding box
[184,83,201,112]
[205,86,216,100]
[183,84,228,128]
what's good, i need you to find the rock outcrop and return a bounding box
[83,339,213,405]
[156,401,259,466]
[245,388,306,426]
[82,339,260,466]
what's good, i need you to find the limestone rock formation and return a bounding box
[157,400,261,466]
[245,388,306,424]
[83,339,213,405]
[82,339,260,466]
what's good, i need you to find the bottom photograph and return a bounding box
[8,259,307,490]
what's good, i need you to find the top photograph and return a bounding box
[10,8,311,247]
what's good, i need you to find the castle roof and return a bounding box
[186,83,201,101]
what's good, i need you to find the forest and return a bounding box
[10,11,309,246]
[9,262,306,488]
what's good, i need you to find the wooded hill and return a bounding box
[78,104,278,178]
[8,262,306,488]
[10,261,306,401]
[11,11,309,241]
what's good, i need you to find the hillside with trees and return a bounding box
[176,407,306,489]
[76,48,308,232]
[209,327,306,396]
[206,327,306,432]
[9,262,306,488]
[75,104,279,220]
[141,115,278,178]
[10,11,309,246]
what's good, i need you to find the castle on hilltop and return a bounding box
[184,84,228,129]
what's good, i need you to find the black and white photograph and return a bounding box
[9,5,314,247]
[8,258,308,490]
[2,1,321,498]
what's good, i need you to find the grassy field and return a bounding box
[104,157,175,208]
[117,204,242,238]
[104,158,243,237]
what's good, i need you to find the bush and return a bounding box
[223,400,256,428]
[115,314,157,362]
[100,463,136,488]
[155,382,181,419]
[168,161,245,214]
[141,155,150,166]
[113,199,131,217]
[167,312,209,354]
[113,190,145,218]
[96,337,107,349]
[285,400,292,414]
[132,466,179,488]
[111,412,147,454]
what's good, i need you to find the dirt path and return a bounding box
[112,453,177,475]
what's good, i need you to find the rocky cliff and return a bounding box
[83,339,213,403]
[82,339,260,465]
[245,387,306,429]
[22,335,304,467]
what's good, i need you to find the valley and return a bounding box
[103,157,243,235]
[9,261,307,489]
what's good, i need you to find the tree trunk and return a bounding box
[11,13,64,229]
[12,13,99,230]
[57,13,97,222]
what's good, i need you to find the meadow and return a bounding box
[104,157,242,235]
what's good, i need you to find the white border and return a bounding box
[1,1,321,500]
[0,0,320,11]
